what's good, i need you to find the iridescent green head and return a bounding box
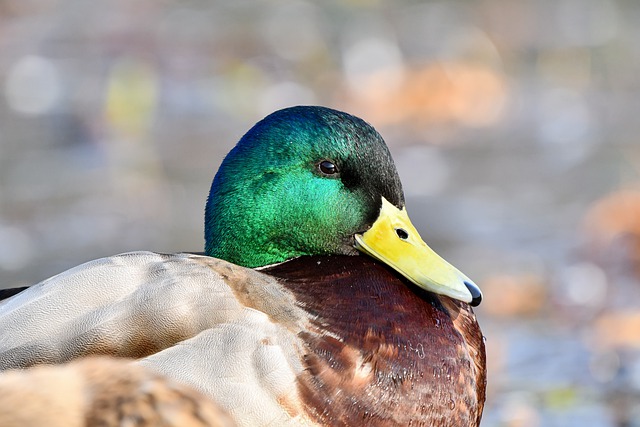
[205,106,403,268]
[205,105,482,305]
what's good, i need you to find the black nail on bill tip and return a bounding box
[464,281,482,307]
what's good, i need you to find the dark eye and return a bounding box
[318,160,338,176]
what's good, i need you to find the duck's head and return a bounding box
[205,106,482,306]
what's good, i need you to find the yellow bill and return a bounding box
[354,197,482,306]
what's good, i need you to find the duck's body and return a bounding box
[0,253,484,426]
[0,106,485,426]
[0,357,235,427]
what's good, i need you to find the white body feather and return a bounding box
[0,252,315,426]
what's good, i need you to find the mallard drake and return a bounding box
[0,106,485,426]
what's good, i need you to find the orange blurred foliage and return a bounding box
[480,273,547,317]
[342,61,508,130]
[593,311,640,349]
[583,190,640,272]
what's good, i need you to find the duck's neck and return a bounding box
[204,169,365,268]
[263,255,486,426]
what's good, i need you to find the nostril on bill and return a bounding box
[395,228,409,240]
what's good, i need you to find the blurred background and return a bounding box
[0,1,639,425]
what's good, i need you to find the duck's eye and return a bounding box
[318,160,338,176]
[395,228,409,240]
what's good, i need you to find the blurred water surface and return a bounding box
[1,1,639,426]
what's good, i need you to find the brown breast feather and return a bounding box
[263,255,486,427]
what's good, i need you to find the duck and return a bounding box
[0,106,486,426]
